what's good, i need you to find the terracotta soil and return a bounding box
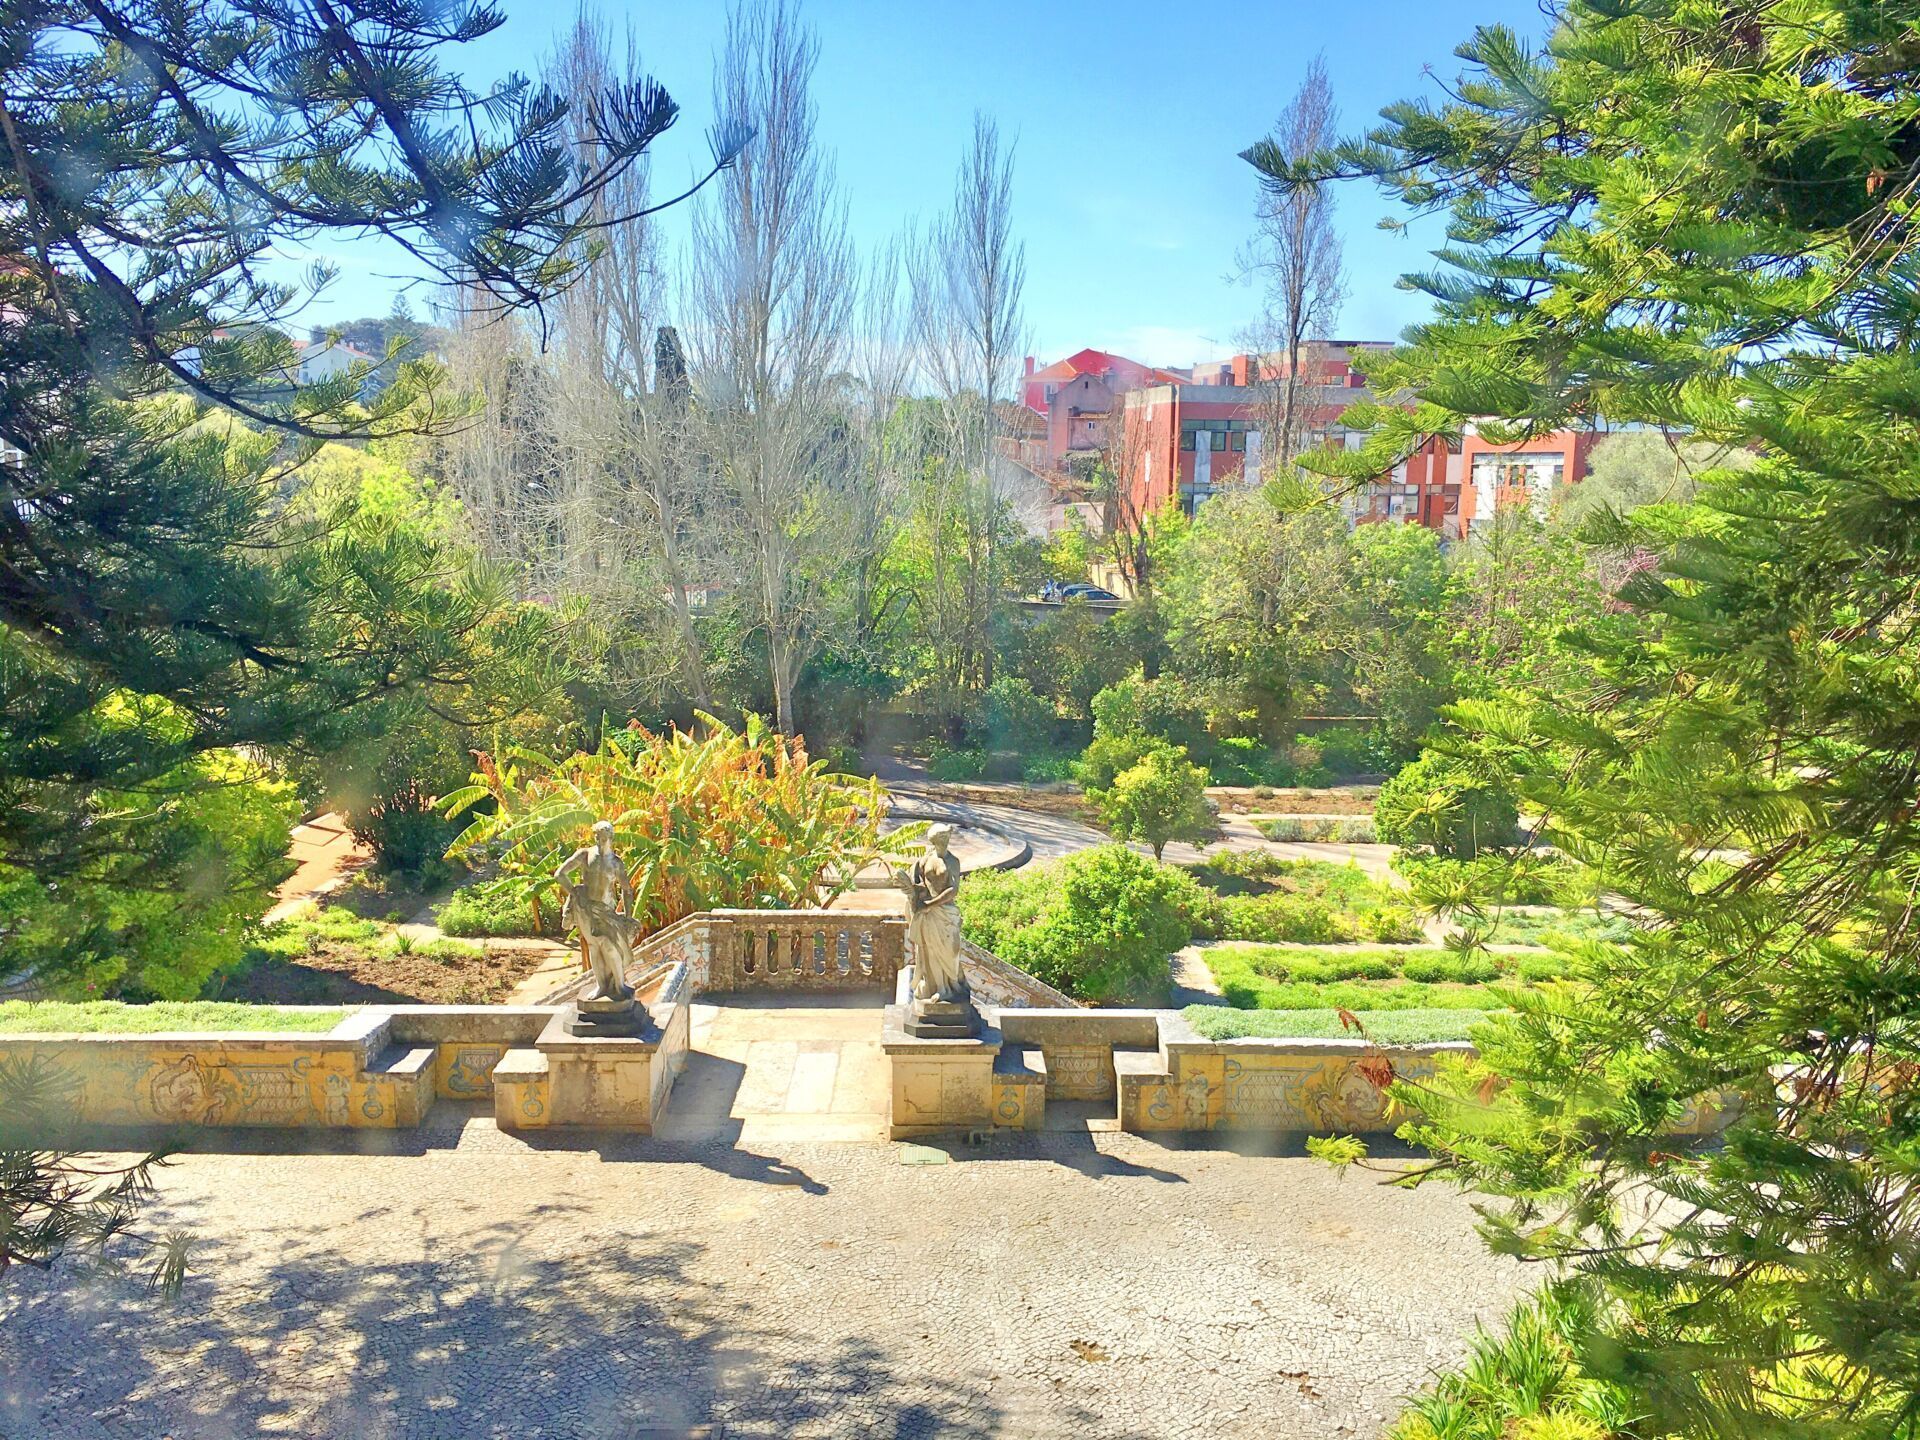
[222,942,549,1007]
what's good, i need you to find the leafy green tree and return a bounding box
[1159,479,1352,734]
[1345,521,1454,759]
[1255,2,1920,1431]
[1554,429,1753,529]
[1443,508,1611,699]
[1097,746,1213,861]
[960,845,1204,1003]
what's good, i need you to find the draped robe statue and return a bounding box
[555,821,637,1003]
[902,826,967,1004]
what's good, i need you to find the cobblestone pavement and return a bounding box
[2,1110,1527,1440]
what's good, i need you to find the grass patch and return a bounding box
[0,1000,349,1034]
[1182,1005,1491,1044]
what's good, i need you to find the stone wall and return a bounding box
[0,1010,420,1130]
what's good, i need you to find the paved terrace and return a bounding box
[3,991,1527,1440]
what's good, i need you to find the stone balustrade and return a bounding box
[541,909,907,1004]
[704,909,906,992]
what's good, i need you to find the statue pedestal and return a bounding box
[563,994,641,1037]
[530,1005,660,1129]
[904,995,981,1040]
[883,1003,1002,1139]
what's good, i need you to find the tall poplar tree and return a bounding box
[1251,4,1920,1432]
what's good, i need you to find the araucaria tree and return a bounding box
[1253,3,1920,1432]
[0,0,735,975]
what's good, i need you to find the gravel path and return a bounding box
[890,782,1401,882]
[3,1112,1526,1439]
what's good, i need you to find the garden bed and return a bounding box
[0,1001,349,1034]
[218,904,554,1006]
[1252,814,1378,843]
[1211,786,1378,817]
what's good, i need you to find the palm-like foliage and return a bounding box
[443,714,914,937]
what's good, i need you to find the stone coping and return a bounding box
[0,1000,1477,1065]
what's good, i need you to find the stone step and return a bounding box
[369,1044,435,1079]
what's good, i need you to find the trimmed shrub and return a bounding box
[1374,751,1519,859]
[1400,952,1501,985]
[961,845,1205,1003]
[1021,750,1080,783]
[1214,893,1343,944]
[977,675,1055,754]
[1314,728,1374,778]
[927,744,987,782]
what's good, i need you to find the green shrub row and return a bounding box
[1204,943,1528,1013]
[436,884,550,938]
[1253,814,1378,843]
[1204,892,1423,945]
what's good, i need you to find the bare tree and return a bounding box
[437,14,720,714]
[844,238,916,655]
[907,112,1028,694]
[1239,56,1346,475]
[547,13,718,713]
[688,0,855,735]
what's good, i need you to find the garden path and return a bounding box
[890,782,1402,881]
[657,991,894,1146]
[264,812,371,923]
[3,1102,1530,1438]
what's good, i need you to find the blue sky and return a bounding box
[300,0,1552,368]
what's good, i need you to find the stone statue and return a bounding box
[555,821,637,1006]
[896,825,976,1037]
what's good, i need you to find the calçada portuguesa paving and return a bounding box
[2,995,1526,1439]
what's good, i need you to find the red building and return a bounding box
[1120,383,1260,515]
[1022,348,1186,420]
[1351,425,1606,538]
[1026,339,1607,542]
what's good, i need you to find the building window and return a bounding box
[1471,451,1565,493]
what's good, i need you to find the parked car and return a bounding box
[1059,583,1121,602]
